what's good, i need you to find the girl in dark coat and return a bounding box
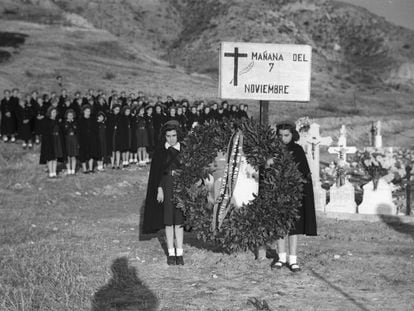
[78,105,98,173]
[15,98,34,149]
[186,106,199,130]
[132,106,148,166]
[0,89,17,142]
[272,121,317,272]
[176,106,188,134]
[107,104,122,169]
[153,104,165,143]
[40,106,63,178]
[142,120,185,265]
[34,97,48,144]
[145,105,155,155]
[96,111,109,171]
[62,109,79,175]
[119,106,132,168]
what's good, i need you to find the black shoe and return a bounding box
[270,259,286,270]
[167,255,176,266]
[176,256,184,265]
[288,263,301,273]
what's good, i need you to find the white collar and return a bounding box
[165,142,180,151]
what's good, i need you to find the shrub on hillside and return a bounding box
[104,72,116,80]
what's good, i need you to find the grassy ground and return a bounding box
[1,142,413,310]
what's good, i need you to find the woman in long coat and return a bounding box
[119,106,132,167]
[142,120,185,266]
[107,104,122,169]
[78,105,98,173]
[1,89,17,142]
[40,106,63,178]
[271,121,317,272]
[15,98,35,148]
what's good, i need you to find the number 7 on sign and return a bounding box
[269,63,274,72]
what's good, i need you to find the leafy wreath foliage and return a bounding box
[173,119,304,252]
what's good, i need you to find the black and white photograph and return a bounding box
[0,0,413,310]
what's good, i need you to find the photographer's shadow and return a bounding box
[91,257,158,311]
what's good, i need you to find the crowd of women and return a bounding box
[0,88,250,177]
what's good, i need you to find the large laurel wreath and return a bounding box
[173,119,304,252]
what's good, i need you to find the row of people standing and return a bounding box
[1,88,250,148]
[39,103,158,178]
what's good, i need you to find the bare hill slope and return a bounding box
[0,0,414,125]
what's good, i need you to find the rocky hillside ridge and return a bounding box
[166,0,414,89]
[2,0,414,88]
[1,0,414,104]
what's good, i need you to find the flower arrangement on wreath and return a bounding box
[357,148,395,190]
[172,118,304,252]
[295,116,312,133]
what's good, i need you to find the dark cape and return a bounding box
[39,118,64,164]
[0,97,17,135]
[142,145,166,234]
[286,141,317,236]
[78,117,98,162]
[142,144,183,234]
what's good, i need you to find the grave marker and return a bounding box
[306,123,332,211]
[358,178,396,215]
[326,181,357,213]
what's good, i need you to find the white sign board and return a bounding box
[219,42,312,101]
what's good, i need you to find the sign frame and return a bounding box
[219,42,312,102]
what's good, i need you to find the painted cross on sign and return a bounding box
[224,47,248,86]
[219,42,312,101]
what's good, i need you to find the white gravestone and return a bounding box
[358,178,396,215]
[338,125,347,147]
[306,123,332,212]
[326,181,357,213]
[375,120,383,148]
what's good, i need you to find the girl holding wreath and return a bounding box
[271,121,317,272]
[142,120,185,266]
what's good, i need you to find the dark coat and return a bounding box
[97,121,110,159]
[142,144,184,234]
[153,112,165,144]
[0,96,17,135]
[62,120,79,157]
[39,118,64,164]
[145,114,155,151]
[34,102,49,135]
[286,141,317,236]
[78,117,98,162]
[15,103,34,141]
[118,114,132,152]
[186,112,199,130]
[131,115,147,150]
[107,113,122,152]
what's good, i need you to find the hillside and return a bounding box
[0,0,414,127]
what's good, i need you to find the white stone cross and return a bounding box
[306,123,332,182]
[328,125,356,165]
[328,146,357,164]
[305,123,332,212]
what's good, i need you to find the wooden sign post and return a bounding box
[259,101,269,126]
[219,42,312,125]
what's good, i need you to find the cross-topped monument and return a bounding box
[328,125,356,165]
[224,47,248,86]
[305,123,332,211]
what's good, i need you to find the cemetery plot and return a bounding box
[298,118,414,216]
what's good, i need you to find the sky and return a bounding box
[337,0,414,30]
